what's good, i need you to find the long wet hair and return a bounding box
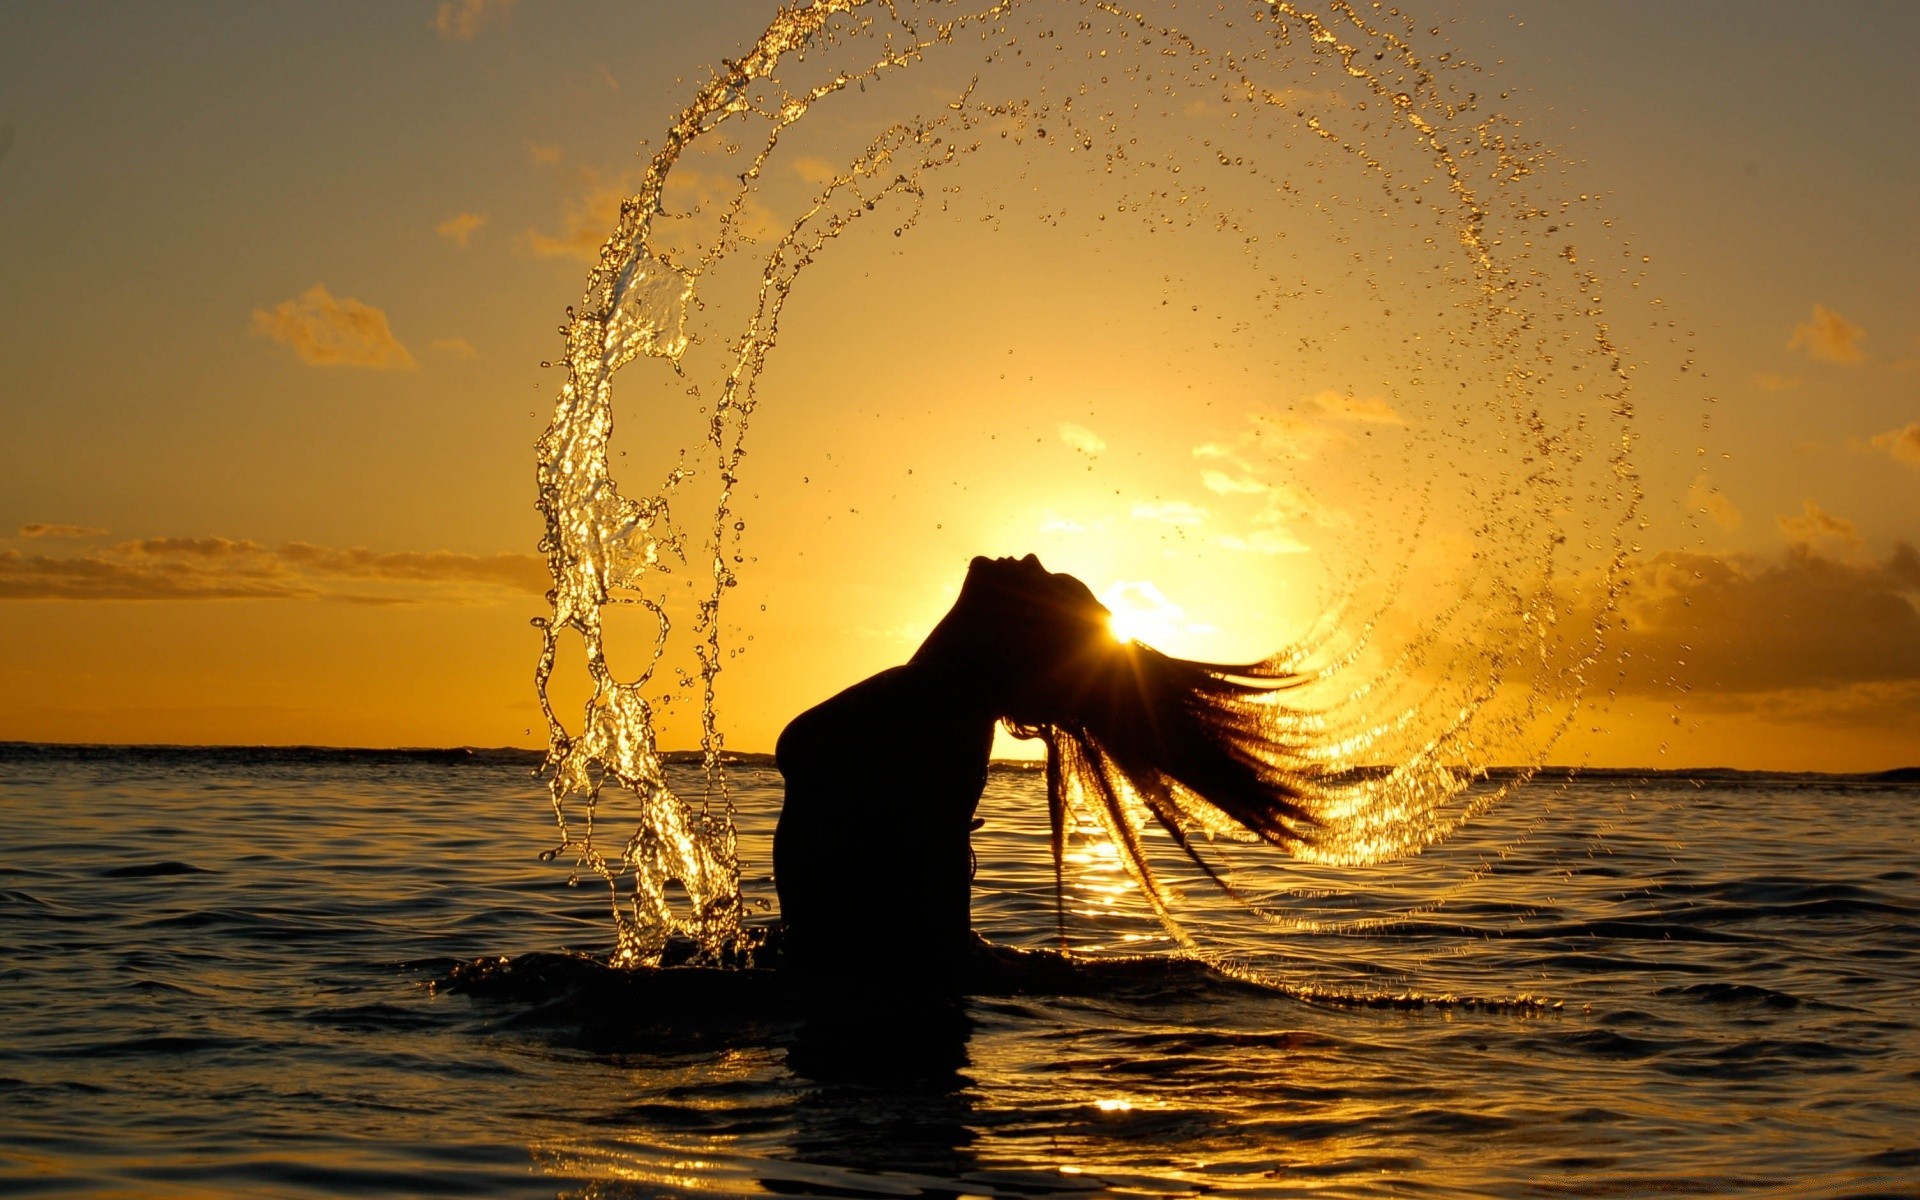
[1012,645,1322,942]
[931,557,1321,940]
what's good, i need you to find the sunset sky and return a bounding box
[2,1,1916,770]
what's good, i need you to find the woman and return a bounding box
[773,554,1320,991]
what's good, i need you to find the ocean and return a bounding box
[1,743,1915,1198]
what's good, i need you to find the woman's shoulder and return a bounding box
[776,664,991,775]
[776,666,914,764]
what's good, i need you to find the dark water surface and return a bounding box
[2,744,1915,1198]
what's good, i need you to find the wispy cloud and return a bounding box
[529,164,777,264]
[0,536,544,603]
[1201,469,1266,496]
[1777,499,1862,559]
[1217,528,1311,555]
[1100,579,1215,644]
[436,211,487,248]
[430,336,477,359]
[251,284,415,369]
[1191,402,1374,555]
[434,0,514,41]
[527,168,631,262]
[1210,394,1402,467]
[790,156,838,186]
[1059,422,1106,456]
[1102,580,1181,612]
[18,523,107,540]
[1788,304,1867,365]
[527,142,564,166]
[1896,335,1920,374]
[1867,422,1920,468]
[1130,500,1209,526]
[1310,389,1403,424]
[1035,509,1110,537]
[1751,371,1802,393]
[1710,678,1920,731]
[1686,474,1742,532]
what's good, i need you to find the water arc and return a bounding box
[533,0,1642,966]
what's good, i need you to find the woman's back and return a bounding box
[773,664,995,990]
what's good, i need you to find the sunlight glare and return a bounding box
[1099,580,1189,651]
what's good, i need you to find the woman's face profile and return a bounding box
[963,555,1110,638]
[950,555,1118,722]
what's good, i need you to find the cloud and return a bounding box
[1102,580,1182,617]
[527,169,630,262]
[1203,393,1399,465]
[274,542,545,591]
[527,142,564,166]
[1751,371,1801,393]
[251,284,416,369]
[1200,422,1321,465]
[1035,509,1111,537]
[1605,541,1920,697]
[1709,680,1920,730]
[1193,442,1246,466]
[1191,410,1359,555]
[1059,422,1106,456]
[1201,469,1266,495]
[1788,304,1867,364]
[1310,389,1403,424]
[1897,335,1920,374]
[431,336,477,359]
[1130,500,1210,526]
[1217,528,1311,555]
[1776,499,1862,559]
[434,0,514,41]
[18,523,107,540]
[0,536,545,603]
[529,165,777,264]
[436,211,487,248]
[1868,422,1920,468]
[1685,474,1742,532]
[791,156,838,186]
[1100,579,1211,645]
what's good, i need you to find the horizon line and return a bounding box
[1,739,1914,780]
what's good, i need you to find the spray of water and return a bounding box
[533,0,1648,965]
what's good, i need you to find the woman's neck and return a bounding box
[906,612,1009,720]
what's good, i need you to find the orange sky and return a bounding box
[1,1,1916,771]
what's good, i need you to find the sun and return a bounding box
[1098,580,1190,651]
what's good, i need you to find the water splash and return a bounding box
[534,0,1654,963]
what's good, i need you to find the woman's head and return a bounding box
[915,553,1321,933]
[913,553,1118,720]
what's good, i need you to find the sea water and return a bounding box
[3,744,1915,1197]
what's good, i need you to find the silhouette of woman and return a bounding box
[774,554,1321,992]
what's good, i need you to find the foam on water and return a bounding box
[533,0,1657,964]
